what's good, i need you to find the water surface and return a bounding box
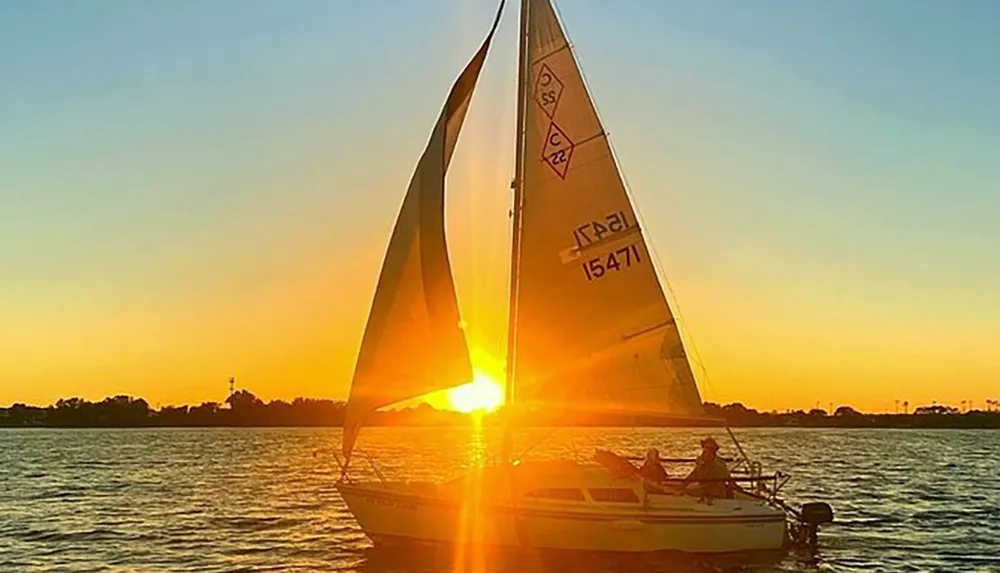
[1,427,997,572]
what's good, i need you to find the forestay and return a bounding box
[510,0,704,418]
[343,5,504,460]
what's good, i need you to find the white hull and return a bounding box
[337,463,786,553]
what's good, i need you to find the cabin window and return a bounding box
[588,488,640,503]
[524,488,585,501]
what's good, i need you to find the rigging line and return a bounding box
[628,354,642,441]
[531,44,571,66]
[505,0,530,410]
[545,0,716,402]
[516,424,561,462]
[618,141,717,402]
[622,318,673,341]
[574,130,607,148]
[500,0,530,471]
[520,336,658,401]
[596,107,716,403]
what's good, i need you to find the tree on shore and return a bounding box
[1,393,998,429]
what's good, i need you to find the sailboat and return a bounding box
[334,0,832,554]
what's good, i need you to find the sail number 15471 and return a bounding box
[582,244,642,281]
[573,210,632,249]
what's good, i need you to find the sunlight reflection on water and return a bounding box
[0,427,997,572]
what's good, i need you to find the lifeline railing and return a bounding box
[637,473,788,502]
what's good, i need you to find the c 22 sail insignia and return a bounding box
[542,122,574,179]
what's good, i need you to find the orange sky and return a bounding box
[3,198,997,413]
[2,1,999,412]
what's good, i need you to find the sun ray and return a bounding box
[448,371,503,413]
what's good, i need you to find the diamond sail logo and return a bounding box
[542,122,574,179]
[533,64,564,119]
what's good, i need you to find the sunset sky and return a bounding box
[2,0,998,412]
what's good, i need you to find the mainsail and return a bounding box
[343,5,504,460]
[509,0,704,418]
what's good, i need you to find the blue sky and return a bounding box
[1,0,998,409]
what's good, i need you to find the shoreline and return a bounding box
[3,420,999,430]
[4,393,998,430]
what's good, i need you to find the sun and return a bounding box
[448,371,503,413]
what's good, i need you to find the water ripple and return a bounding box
[0,427,997,572]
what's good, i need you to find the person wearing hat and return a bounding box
[682,436,731,500]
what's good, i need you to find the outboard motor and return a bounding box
[792,502,834,547]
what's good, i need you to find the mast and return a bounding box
[502,0,529,464]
